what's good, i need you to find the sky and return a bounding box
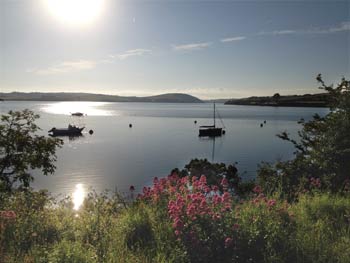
[0,0,349,99]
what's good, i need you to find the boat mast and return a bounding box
[213,103,216,127]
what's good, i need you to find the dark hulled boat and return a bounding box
[199,103,225,137]
[71,112,85,117]
[199,125,222,137]
[49,125,84,136]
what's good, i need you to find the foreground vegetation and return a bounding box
[1,180,349,262]
[1,75,349,262]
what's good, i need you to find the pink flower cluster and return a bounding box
[251,186,276,209]
[310,177,321,188]
[0,210,16,220]
[138,173,237,248]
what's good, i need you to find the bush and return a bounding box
[258,76,350,200]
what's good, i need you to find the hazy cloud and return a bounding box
[111,49,152,60]
[173,42,212,51]
[257,21,350,36]
[258,30,296,36]
[28,49,152,75]
[221,36,246,42]
[308,21,350,34]
[28,60,96,75]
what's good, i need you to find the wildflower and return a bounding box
[222,192,231,202]
[267,199,276,207]
[0,211,16,219]
[224,237,233,248]
[310,177,321,188]
[153,177,159,185]
[221,178,229,188]
[253,185,262,194]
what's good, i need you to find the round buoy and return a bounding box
[129,124,132,128]
[222,130,226,135]
[89,130,94,135]
[264,120,266,124]
[260,123,263,128]
[194,120,197,124]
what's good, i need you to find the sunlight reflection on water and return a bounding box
[41,102,114,116]
[73,183,85,210]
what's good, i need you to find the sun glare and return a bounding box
[45,0,105,26]
[73,183,85,210]
[41,102,113,116]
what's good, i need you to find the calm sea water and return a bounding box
[0,101,328,197]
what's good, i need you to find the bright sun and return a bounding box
[45,0,105,26]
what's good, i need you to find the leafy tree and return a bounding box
[272,92,281,102]
[258,75,350,200]
[0,110,63,192]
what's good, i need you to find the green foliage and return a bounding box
[258,75,350,199]
[0,190,59,258]
[291,194,350,263]
[235,197,297,262]
[0,110,62,192]
[110,204,187,263]
[117,206,156,252]
[48,240,96,263]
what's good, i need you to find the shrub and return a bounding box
[258,76,350,200]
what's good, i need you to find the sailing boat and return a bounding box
[199,103,225,137]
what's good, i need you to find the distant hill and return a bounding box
[225,93,330,107]
[0,92,203,103]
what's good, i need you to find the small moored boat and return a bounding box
[49,124,84,136]
[199,103,225,137]
[71,112,85,117]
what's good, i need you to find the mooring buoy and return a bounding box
[89,130,94,135]
[129,124,132,128]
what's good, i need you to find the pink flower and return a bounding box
[267,199,276,207]
[222,192,231,202]
[153,177,159,185]
[221,178,229,188]
[253,185,262,194]
[224,237,233,248]
[310,177,321,188]
[212,185,219,192]
[0,211,16,219]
